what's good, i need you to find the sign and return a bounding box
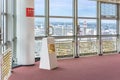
[26,8,34,17]
[48,44,55,53]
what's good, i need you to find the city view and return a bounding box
[34,21,117,57]
[34,0,117,57]
[35,21,116,36]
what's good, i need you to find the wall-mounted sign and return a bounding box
[26,8,34,17]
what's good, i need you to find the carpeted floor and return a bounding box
[9,54,120,80]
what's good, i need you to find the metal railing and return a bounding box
[0,48,12,80]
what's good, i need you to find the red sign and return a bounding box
[26,8,34,17]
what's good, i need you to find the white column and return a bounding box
[16,0,35,65]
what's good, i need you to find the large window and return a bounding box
[100,3,118,54]
[1,0,7,51]
[34,0,119,58]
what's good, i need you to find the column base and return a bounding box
[99,54,103,56]
[74,56,79,58]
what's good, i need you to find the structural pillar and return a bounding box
[16,0,35,65]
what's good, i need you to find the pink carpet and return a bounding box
[9,54,120,80]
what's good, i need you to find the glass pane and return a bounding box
[50,0,72,16]
[55,38,73,58]
[102,37,117,53]
[78,19,97,35]
[79,38,98,56]
[50,18,73,36]
[34,18,45,36]
[101,20,117,35]
[35,40,42,57]
[78,0,96,17]
[101,3,117,18]
[34,0,45,15]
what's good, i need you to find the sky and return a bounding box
[34,0,116,23]
[34,0,97,17]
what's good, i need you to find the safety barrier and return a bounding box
[0,48,12,80]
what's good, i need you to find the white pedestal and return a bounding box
[39,37,57,70]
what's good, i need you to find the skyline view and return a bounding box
[35,20,117,36]
[34,0,118,57]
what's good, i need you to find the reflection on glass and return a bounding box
[50,18,73,36]
[34,18,45,36]
[102,37,116,53]
[101,3,117,18]
[78,0,96,17]
[101,20,116,35]
[34,0,45,15]
[79,38,98,56]
[79,19,97,35]
[50,0,72,16]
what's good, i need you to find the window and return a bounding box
[35,0,45,15]
[35,40,42,57]
[50,0,72,16]
[79,38,97,56]
[101,20,117,35]
[1,0,7,51]
[78,19,97,35]
[55,38,73,57]
[50,18,73,36]
[101,3,117,18]
[102,37,117,53]
[78,0,96,17]
[34,18,45,36]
